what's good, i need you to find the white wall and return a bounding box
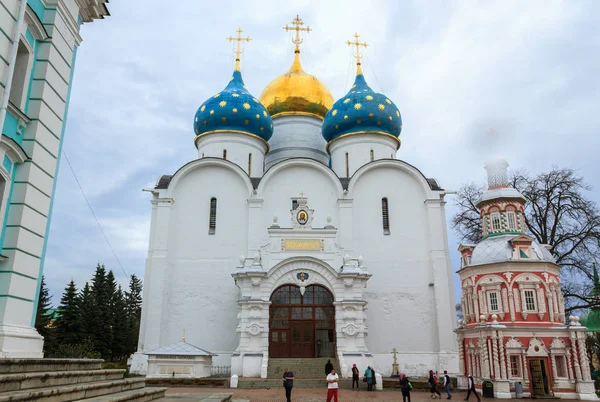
[329,134,399,178]
[196,132,267,177]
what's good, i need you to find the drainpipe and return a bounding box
[0,0,28,132]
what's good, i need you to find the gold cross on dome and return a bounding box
[227,28,251,71]
[182,328,186,342]
[347,32,368,74]
[299,191,305,199]
[284,15,311,53]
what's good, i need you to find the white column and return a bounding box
[492,334,500,379]
[498,332,507,380]
[481,336,490,378]
[566,349,575,380]
[473,291,480,322]
[550,351,558,384]
[508,290,516,322]
[458,334,465,375]
[571,333,582,380]
[577,332,591,380]
[522,349,529,384]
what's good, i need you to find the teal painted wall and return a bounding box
[26,0,45,22]
[30,45,79,326]
[0,160,16,252]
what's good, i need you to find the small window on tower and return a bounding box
[370,150,374,161]
[491,212,501,231]
[556,355,567,378]
[292,199,299,210]
[223,149,227,160]
[209,197,217,234]
[248,153,252,176]
[507,212,517,230]
[345,152,350,177]
[382,197,390,235]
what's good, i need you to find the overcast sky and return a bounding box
[43,0,600,305]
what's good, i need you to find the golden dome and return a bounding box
[260,52,334,120]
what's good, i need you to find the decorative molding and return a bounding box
[526,337,549,357]
[341,323,358,337]
[247,324,263,336]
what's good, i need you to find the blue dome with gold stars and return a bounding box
[322,71,402,144]
[194,70,273,143]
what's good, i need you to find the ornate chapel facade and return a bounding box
[455,159,595,399]
[130,18,458,378]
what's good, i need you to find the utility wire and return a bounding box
[62,149,130,279]
[365,53,385,94]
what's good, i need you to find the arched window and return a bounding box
[370,150,374,161]
[506,206,517,230]
[345,152,349,177]
[222,149,227,160]
[208,197,217,234]
[490,207,500,231]
[248,153,252,176]
[382,197,390,235]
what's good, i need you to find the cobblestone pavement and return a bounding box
[166,387,579,401]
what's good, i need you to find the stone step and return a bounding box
[0,377,146,402]
[237,378,354,389]
[267,358,339,379]
[78,387,167,402]
[0,369,126,393]
[0,359,104,374]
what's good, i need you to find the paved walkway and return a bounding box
[165,387,576,401]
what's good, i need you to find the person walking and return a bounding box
[326,368,339,402]
[443,370,452,400]
[325,359,334,375]
[351,363,360,390]
[400,372,412,402]
[464,374,480,402]
[365,366,374,391]
[429,370,441,399]
[282,368,295,402]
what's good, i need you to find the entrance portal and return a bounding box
[529,358,550,396]
[269,284,335,358]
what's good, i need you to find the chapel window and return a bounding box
[491,212,501,231]
[488,291,500,312]
[291,199,299,210]
[524,290,537,311]
[223,149,227,160]
[510,355,521,377]
[382,197,390,235]
[507,212,517,230]
[556,355,567,377]
[345,152,349,177]
[370,150,374,161]
[208,197,217,234]
[248,153,252,176]
[9,40,33,110]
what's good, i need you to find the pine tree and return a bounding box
[79,282,96,344]
[35,276,54,351]
[54,280,80,344]
[110,285,128,361]
[90,264,110,359]
[125,274,143,355]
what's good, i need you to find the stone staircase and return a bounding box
[266,358,340,379]
[0,358,166,401]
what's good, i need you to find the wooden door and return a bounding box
[529,358,549,396]
[290,321,314,357]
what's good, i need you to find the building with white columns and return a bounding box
[0,0,109,357]
[131,22,458,379]
[455,159,596,399]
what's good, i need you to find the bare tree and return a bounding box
[452,167,600,315]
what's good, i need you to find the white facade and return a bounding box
[133,112,459,378]
[0,0,108,357]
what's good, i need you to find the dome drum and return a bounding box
[196,131,268,177]
[328,132,399,178]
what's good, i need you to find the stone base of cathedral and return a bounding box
[128,352,149,376]
[574,381,597,400]
[0,324,44,358]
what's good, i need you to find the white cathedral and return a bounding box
[131,20,458,378]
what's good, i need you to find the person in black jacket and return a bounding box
[429,370,441,399]
[282,368,295,402]
[400,372,411,402]
[465,375,480,401]
[351,364,360,390]
[325,359,334,375]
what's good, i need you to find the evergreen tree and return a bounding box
[34,276,54,351]
[54,280,80,344]
[90,264,111,359]
[79,282,96,344]
[110,285,128,361]
[125,274,143,354]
